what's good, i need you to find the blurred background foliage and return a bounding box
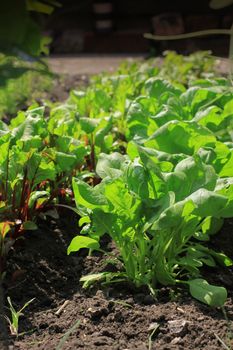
[0,0,60,57]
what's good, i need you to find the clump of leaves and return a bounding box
[57,52,233,307]
[0,106,88,275]
[158,51,216,85]
[0,54,53,117]
[68,149,233,307]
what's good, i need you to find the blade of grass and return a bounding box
[148,323,160,350]
[56,319,80,350]
[110,300,133,308]
[214,333,231,350]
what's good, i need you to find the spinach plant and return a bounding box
[68,150,232,307]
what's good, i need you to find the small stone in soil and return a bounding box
[197,316,205,321]
[176,307,185,313]
[148,322,160,332]
[87,306,109,320]
[124,297,134,305]
[171,336,182,344]
[95,289,105,298]
[168,319,188,337]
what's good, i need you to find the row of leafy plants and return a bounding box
[0,54,53,117]
[0,0,59,116]
[1,51,233,307]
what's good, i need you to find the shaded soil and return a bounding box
[1,210,233,350]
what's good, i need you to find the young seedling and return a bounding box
[148,322,160,350]
[4,296,35,336]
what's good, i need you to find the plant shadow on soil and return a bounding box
[2,208,233,350]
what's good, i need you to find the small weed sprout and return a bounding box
[4,297,35,336]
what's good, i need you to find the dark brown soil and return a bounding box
[1,208,233,350]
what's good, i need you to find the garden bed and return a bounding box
[1,51,233,350]
[3,213,233,350]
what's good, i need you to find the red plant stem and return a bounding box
[0,183,5,201]
[22,158,41,222]
[22,182,30,221]
[12,186,16,212]
[19,167,28,221]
